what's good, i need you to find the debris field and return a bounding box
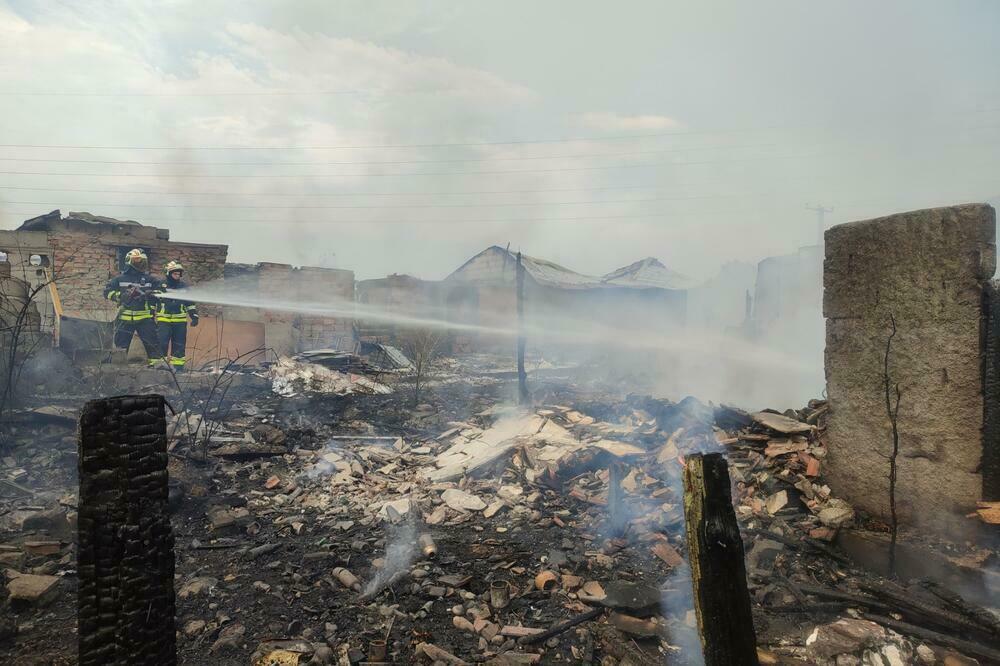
[1,353,999,665]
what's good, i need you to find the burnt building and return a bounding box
[0,211,355,366]
[441,246,690,350]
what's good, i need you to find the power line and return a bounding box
[0,130,740,151]
[0,152,835,179]
[0,193,767,210]
[1,136,996,170]
[6,180,995,210]
[0,184,657,197]
[0,87,458,97]
[0,119,997,152]
[0,143,796,166]
[0,211,687,225]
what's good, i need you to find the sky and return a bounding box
[0,0,998,281]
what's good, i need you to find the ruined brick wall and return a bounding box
[824,203,996,537]
[249,263,355,355]
[146,241,226,285]
[41,221,227,319]
[357,275,446,340]
[43,218,165,318]
[256,262,297,355]
[295,267,355,351]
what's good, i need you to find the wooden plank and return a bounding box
[683,453,758,666]
[751,411,813,435]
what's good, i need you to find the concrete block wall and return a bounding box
[823,203,996,537]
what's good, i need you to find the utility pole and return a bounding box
[806,204,833,245]
[515,251,528,405]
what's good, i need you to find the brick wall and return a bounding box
[45,226,227,319]
[242,263,356,355]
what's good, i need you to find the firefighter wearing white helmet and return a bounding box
[102,248,163,365]
[156,260,198,370]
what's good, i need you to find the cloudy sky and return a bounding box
[0,0,998,280]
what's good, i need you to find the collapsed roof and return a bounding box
[446,245,691,291]
[18,210,143,231]
[600,256,695,290]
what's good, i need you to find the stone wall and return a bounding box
[823,203,996,537]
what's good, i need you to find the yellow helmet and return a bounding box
[165,260,184,275]
[124,248,148,271]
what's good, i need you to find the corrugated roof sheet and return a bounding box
[600,257,694,290]
[447,246,688,291]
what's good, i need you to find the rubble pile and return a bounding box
[0,356,998,665]
[269,357,393,397]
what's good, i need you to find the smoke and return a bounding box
[362,519,418,598]
[301,438,346,481]
[661,566,705,666]
[164,277,822,407]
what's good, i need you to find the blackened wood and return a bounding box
[520,607,604,645]
[607,462,625,537]
[516,251,528,405]
[683,453,758,666]
[859,579,998,641]
[863,613,1000,664]
[919,580,1000,636]
[796,583,892,612]
[78,394,176,665]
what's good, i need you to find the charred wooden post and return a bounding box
[682,453,758,666]
[607,461,625,536]
[78,395,176,666]
[515,250,528,404]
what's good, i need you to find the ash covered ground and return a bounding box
[1,352,998,665]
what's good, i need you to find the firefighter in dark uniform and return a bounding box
[103,248,163,366]
[156,260,198,370]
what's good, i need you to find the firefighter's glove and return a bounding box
[190,315,199,327]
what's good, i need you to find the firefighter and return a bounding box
[156,260,198,370]
[103,248,163,365]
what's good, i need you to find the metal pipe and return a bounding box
[418,533,437,559]
[332,567,361,592]
[490,580,510,609]
[368,639,387,662]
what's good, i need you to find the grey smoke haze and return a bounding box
[1,1,998,282]
[171,280,821,406]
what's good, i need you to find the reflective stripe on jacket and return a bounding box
[103,267,158,322]
[120,309,154,321]
[156,276,196,323]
